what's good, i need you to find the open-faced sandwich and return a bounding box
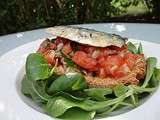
[39,26,146,87]
[21,26,160,120]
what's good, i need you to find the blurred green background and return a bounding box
[0,0,160,35]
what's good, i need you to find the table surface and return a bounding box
[0,23,160,56]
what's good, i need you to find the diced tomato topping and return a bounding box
[124,53,137,69]
[97,68,108,78]
[43,51,55,65]
[50,43,57,49]
[113,63,130,78]
[62,42,72,55]
[55,37,63,45]
[105,55,124,66]
[87,47,96,54]
[79,45,96,55]
[99,48,110,56]
[72,51,97,71]
[96,55,127,78]
[113,70,126,78]
[37,37,145,79]
[97,56,108,67]
[107,65,118,75]
[37,43,56,53]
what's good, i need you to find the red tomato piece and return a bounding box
[108,65,118,75]
[55,37,63,45]
[97,55,125,77]
[80,45,96,55]
[72,51,97,71]
[97,55,108,67]
[106,55,124,66]
[113,63,130,78]
[62,42,72,55]
[43,51,55,65]
[113,70,126,78]
[50,43,57,50]
[97,68,107,78]
[99,48,110,56]
[124,53,137,69]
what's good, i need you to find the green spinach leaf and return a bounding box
[48,73,87,93]
[58,108,95,120]
[26,53,50,81]
[154,68,160,80]
[132,85,156,93]
[21,75,46,103]
[84,88,112,101]
[138,43,143,54]
[127,42,138,54]
[54,91,89,101]
[113,85,128,97]
[150,68,160,87]
[21,75,32,95]
[32,81,53,102]
[46,89,133,117]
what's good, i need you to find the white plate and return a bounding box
[0,38,160,120]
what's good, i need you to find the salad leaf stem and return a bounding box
[132,85,156,93]
[32,81,53,102]
[49,67,55,76]
[130,94,138,106]
[84,88,112,101]
[120,102,134,107]
[98,87,134,116]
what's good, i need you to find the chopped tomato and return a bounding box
[113,70,126,78]
[97,68,107,78]
[113,63,130,78]
[62,42,72,55]
[50,43,57,49]
[97,55,124,68]
[80,45,96,55]
[55,37,63,45]
[99,48,111,56]
[97,55,108,67]
[124,53,137,69]
[106,55,124,66]
[43,51,55,65]
[107,65,118,75]
[96,55,125,78]
[72,51,97,71]
[86,47,96,54]
[37,44,56,53]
